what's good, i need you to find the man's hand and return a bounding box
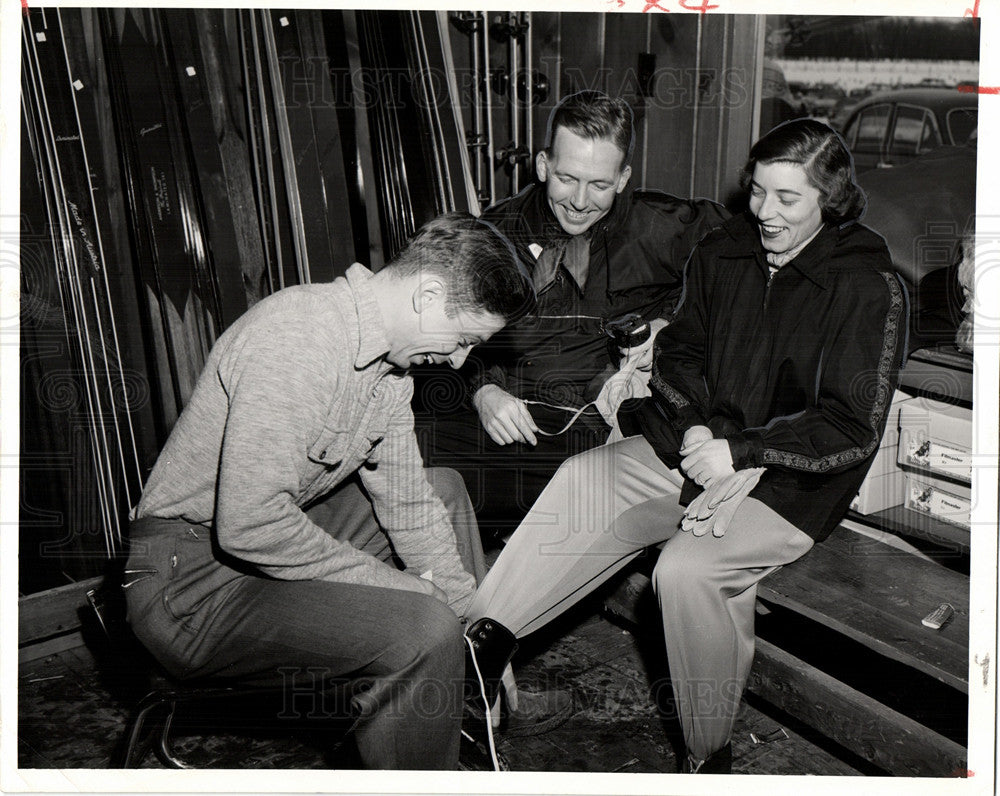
[426,581,450,604]
[472,384,540,446]
[618,317,669,372]
[403,568,450,604]
[679,438,734,487]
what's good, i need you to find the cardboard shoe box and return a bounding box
[897,397,972,484]
[904,473,972,529]
[851,469,906,514]
[850,390,914,515]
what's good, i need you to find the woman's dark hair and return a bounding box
[544,90,635,167]
[739,119,866,223]
[389,212,535,323]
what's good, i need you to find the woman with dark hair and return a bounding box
[461,120,907,772]
[739,117,867,222]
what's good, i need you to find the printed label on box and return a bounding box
[903,434,971,482]
[906,481,971,529]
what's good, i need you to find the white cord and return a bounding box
[522,399,599,436]
[523,349,647,436]
[535,313,604,321]
[463,634,501,771]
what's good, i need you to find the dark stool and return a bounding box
[116,677,285,768]
[86,583,289,768]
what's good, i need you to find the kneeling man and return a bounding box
[125,213,534,769]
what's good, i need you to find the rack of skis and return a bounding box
[18,7,489,590]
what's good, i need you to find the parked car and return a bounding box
[858,143,976,351]
[839,88,978,173]
[801,82,846,119]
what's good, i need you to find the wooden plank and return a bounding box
[19,632,88,665]
[603,11,647,174]
[850,505,971,556]
[693,14,761,203]
[604,524,970,691]
[759,526,969,692]
[18,576,103,645]
[898,350,973,407]
[748,637,967,777]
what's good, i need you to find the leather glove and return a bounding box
[681,467,766,537]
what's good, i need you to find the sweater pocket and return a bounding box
[307,427,352,469]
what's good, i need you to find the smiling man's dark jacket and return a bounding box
[471,183,729,406]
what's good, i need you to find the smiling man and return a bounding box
[417,91,728,534]
[123,212,534,770]
[534,124,631,236]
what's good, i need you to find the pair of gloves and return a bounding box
[680,466,766,537]
[615,395,766,537]
[596,319,765,537]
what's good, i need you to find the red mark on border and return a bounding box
[950,768,975,777]
[958,84,1000,94]
[632,0,721,12]
[679,0,720,12]
[964,0,979,17]
[22,0,29,15]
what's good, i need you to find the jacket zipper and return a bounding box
[763,264,777,310]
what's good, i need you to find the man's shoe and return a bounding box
[464,683,574,740]
[499,686,573,738]
[464,617,518,709]
[680,742,732,774]
[463,617,574,739]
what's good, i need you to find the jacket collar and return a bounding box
[344,263,394,369]
[717,212,840,289]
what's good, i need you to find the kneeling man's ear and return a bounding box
[412,278,446,314]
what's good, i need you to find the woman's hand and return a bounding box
[680,425,713,451]
[680,438,735,487]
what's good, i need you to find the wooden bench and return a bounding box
[603,523,969,776]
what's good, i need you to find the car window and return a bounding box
[842,115,859,148]
[853,104,891,150]
[890,105,941,156]
[947,107,978,144]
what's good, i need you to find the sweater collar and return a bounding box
[718,213,840,289]
[344,263,394,368]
